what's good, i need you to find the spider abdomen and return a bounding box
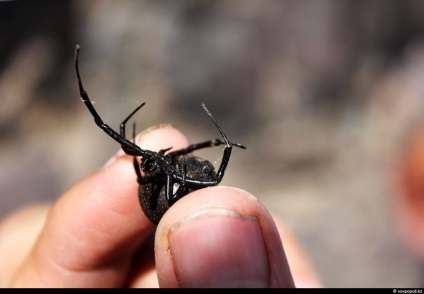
[139,155,218,224]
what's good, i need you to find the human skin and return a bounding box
[0,125,321,288]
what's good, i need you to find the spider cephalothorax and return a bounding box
[74,45,246,224]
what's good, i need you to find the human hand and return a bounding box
[0,125,319,287]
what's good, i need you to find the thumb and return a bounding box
[154,187,295,288]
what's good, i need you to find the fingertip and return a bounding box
[103,124,189,169]
[155,187,295,288]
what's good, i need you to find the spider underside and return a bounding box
[74,45,246,224]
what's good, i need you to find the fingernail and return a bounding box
[168,209,270,288]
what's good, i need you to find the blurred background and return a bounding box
[1,0,424,287]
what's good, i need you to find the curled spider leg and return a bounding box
[201,103,233,182]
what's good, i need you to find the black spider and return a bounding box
[74,45,246,224]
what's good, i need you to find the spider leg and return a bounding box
[171,105,245,187]
[201,104,234,182]
[164,164,188,204]
[120,103,146,139]
[168,139,245,157]
[169,164,187,204]
[119,103,146,154]
[158,147,173,156]
[75,45,152,157]
[133,156,144,183]
[165,173,173,203]
[130,123,158,187]
[132,122,144,183]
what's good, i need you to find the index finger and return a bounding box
[11,124,189,287]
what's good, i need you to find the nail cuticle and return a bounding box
[169,208,257,233]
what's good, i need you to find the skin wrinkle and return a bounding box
[51,214,113,269]
[36,211,107,273]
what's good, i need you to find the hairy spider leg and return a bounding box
[75,45,153,158]
[168,139,245,157]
